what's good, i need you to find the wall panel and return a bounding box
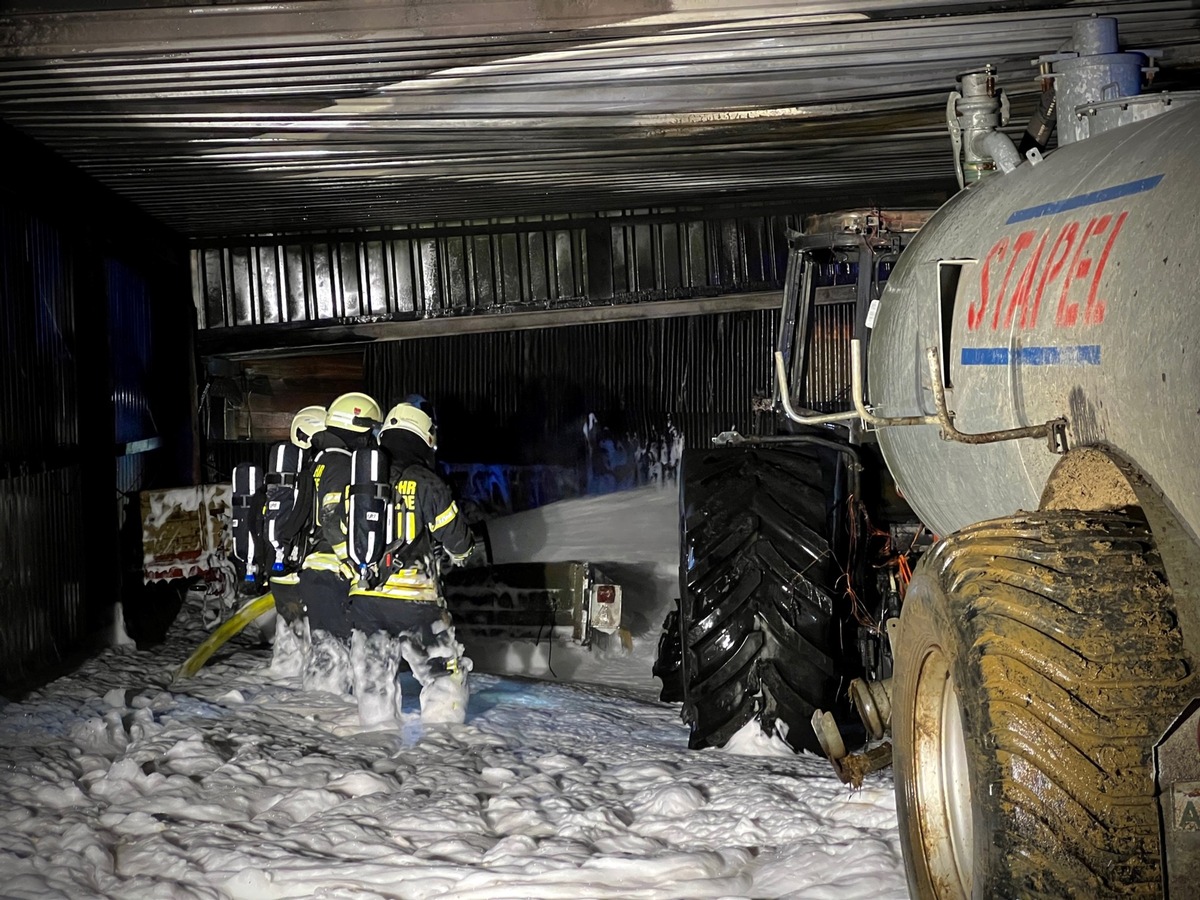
[193,211,795,335]
[1,130,191,691]
[0,206,89,686]
[365,309,779,464]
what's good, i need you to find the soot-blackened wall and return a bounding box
[365,310,779,510]
[0,127,192,691]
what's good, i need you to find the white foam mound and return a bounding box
[719,717,804,759]
[487,483,679,568]
[0,554,906,900]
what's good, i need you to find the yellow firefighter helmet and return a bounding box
[290,405,327,450]
[380,402,436,449]
[325,392,382,433]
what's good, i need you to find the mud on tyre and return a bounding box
[677,443,855,754]
[894,509,1196,899]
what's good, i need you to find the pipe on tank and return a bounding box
[1072,15,1119,55]
[773,351,860,426]
[777,342,1067,449]
[921,348,1067,451]
[849,342,939,428]
[977,130,1021,175]
[948,68,1011,188]
[775,346,939,430]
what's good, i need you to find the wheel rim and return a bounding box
[912,646,973,898]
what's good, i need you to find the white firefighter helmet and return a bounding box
[290,405,327,450]
[325,392,382,433]
[381,402,436,449]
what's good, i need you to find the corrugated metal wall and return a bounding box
[1,211,78,455]
[204,310,779,512]
[0,205,90,686]
[193,211,793,331]
[803,301,857,413]
[109,258,156,496]
[365,309,779,466]
[1,127,193,690]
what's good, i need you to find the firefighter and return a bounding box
[347,399,475,723]
[290,405,327,451]
[377,399,474,573]
[266,405,327,626]
[297,391,383,639]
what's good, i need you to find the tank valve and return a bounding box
[948,67,1018,189]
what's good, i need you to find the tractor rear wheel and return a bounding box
[678,444,853,754]
[653,608,684,703]
[893,510,1195,898]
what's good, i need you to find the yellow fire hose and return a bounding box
[175,592,276,680]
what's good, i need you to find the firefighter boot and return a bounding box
[399,629,471,725]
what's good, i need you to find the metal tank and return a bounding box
[867,97,1200,543]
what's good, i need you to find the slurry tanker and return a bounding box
[665,16,1199,898]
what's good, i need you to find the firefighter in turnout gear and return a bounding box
[265,405,327,625]
[297,392,383,638]
[346,399,475,723]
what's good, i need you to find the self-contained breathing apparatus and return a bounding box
[229,441,314,589]
[346,446,441,591]
[262,441,314,575]
[346,446,393,586]
[230,462,264,587]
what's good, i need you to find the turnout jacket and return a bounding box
[310,446,354,557]
[391,462,472,562]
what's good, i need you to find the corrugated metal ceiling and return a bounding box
[2,1,1199,239]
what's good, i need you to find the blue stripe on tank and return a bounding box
[1006,174,1163,224]
[960,345,1101,366]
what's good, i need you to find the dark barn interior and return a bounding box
[3,0,1199,689]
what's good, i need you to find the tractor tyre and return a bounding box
[653,608,685,703]
[893,510,1195,899]
[679,444,851,754]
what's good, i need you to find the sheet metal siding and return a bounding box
[5,2,1199,237]
[193,213,792,330]
[107,259,157,496]
[803,302,856,412]
[0,466,87,684]
[365,309,779,461]
[1,209,78,460]
[0,206,88,686]
[108,259,153,445]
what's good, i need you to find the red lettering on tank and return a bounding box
[1030,220,1078,328]
[1056,215,1111,327]
[967,237,1008,331]
[991,229,1035,331]
[1004,228,1050,330]
[1085,210,1128,325]
[972,208,1131,332]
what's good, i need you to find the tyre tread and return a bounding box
[679,444,848,753]
[901,510,1195,898]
